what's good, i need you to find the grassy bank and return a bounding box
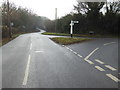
[42,32,119,38]
[0,33,24,47]
[42,32,70,36]
[50,37,91,45]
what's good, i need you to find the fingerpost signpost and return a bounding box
[70,20,79,38]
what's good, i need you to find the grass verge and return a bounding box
[42,32,119,38]
[0,33,24,47]
[42,32,70,36]
[50,37,91,45]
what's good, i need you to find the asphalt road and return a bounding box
[1,30,119,88]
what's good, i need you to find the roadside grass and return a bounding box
[50,37,91,45]
[0,33,24,47]
[42,32,70,36]
[42,32,119,38]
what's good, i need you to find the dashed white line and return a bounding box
[65,46,83,58]
[95,59,104,64]
[66,47,69,50]
[84,48,99,60]
[30,43,32,50]
[104,42,116,46]
[95,66,105,71]
[35,51,44,53]
[106,74,119,82]
[73,51,77,55]
[65,47,83,58]
[77,54,83,58]
[22,54,31,85]
[105,65,117,71]
[84,59,94,64]
[62,43,119,83]
[69,49,73,52]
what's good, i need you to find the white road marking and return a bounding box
[30,43,32,50]
[105,65,117,71]
[64,46,67,48]
[84,48,99,60]
[65,46,82,58]
[106,74,119,82]
[95,59,104,64]
[95,66,105,71]
[23,54,31,85]
[73,51,77,55]
[65,47,83,58]
[104,42,116,46]
[66,47,69,50]
[35,51,44,53]
[84,59,94,64]
[69,49,73,52]
[77,54,83,58]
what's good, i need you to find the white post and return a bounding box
[70,20,74,37]
[70,20,78,38]
[70,25,73,34]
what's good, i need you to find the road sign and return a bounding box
[73,21,79,23]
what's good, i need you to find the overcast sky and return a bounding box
[1,0,118,20]
[5,0,77,20]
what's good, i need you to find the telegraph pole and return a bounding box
[7,0,12,38]
[55,8,57,33]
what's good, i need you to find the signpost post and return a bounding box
[70,20,79,38]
